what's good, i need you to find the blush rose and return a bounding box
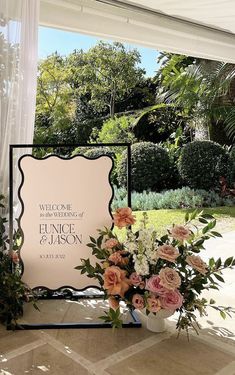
[160,290,183,310]
[108,251,129,266]
[157,244,179,263]
[104,238,119,250]
[145,275,168,296]
[129,272,145,289]
[159,267,181,290]
[186,255,207,275]
[170,225,191,242]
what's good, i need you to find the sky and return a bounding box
[38,26,160,77]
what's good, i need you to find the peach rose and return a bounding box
[132,294,145,309]
[170,225,191,242]
[113,207,136,229]
[147,296,162,313]
[108,251,129,266]
[157,244,179,263]
[186,255,207,275]
[104,238,119,250]
[159,267,181,290]
[129,272,144,288]
[12,252,19,264]
[160,290,183,310]
[145,275,168,296]
[103,266,130,297]
[109,297,120,310]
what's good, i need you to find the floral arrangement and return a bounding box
[0,195,37,329]
[77,207,235,334]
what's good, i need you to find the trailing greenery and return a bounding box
[112,186,235,211]
[117,142,171,192]
[0,196,37,328]
[178,141,230,189]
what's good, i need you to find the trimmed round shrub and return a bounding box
[117,142,171,192]
[178,140,230,189]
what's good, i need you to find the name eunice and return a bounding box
[39,223,75,234]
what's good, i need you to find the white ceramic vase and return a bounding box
[138,309,174,333]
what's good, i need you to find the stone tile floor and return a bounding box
[0,232,235,375]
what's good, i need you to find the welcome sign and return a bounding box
[18,154,113,290]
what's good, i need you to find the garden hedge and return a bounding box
[178,140,230,189]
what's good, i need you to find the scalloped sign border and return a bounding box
[18,154,114,290]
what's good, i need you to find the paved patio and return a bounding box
[0,232,235,375]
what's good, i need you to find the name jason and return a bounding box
[39,223,82,245]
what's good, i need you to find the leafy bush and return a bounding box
[112,186,235,211]
[97,115,136,143]
[117,142,171,192]
[72,146,119,185]
[178,141,230,189]
[133,104,189,143]
[0,195,37,328]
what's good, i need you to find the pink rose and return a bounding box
[145,275,168,296]
[160,290,183,310]
[132,294,145,309]
[129,273,143,287]
[159,267,181,290]
[147,296,162,313]
[113,207,136,229]
[103,266,130,297]
[186,255,207,275]
[108,297,120,310]
[157,244,179,263]
[170,225,191,242]
[104,238,119,250]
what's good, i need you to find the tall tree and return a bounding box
[66,41,145,118]
[35,53,75,144]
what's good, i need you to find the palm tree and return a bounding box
[156,56,235,142]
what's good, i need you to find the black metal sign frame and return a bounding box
[9,143,141,329]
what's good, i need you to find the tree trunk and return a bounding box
[193,116,210,140]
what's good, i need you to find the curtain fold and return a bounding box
[0,0,39,206]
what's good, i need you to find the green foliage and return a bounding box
[99,308,123,329]
[112,186,235,211]
[178,141,230,189]
[98,115,136,144]
[117,142,171,192]
[0,196,37,328]
[133,104,189,143]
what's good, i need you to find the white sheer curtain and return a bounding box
[0,0,39,208]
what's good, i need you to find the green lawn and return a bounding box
[115,206,235,238]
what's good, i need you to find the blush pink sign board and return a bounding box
[18,155,113,290]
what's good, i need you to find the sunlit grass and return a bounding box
[114,206,235,239]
